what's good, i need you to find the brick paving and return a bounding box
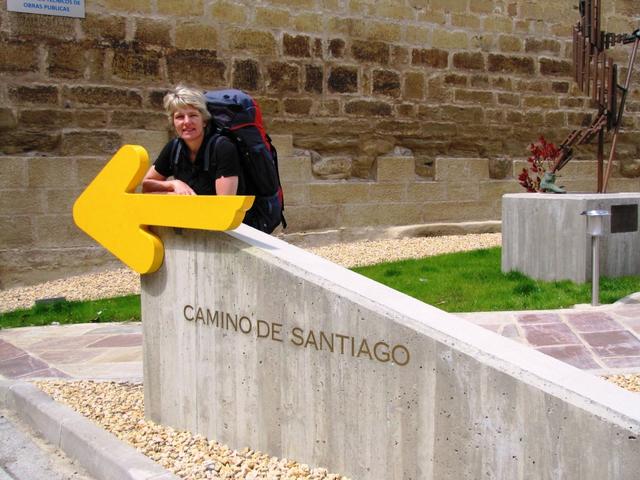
[1,298,640,380]
[458,297,640,374]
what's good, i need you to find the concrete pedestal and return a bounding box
[142,225,640,480]
[502,193,640,282]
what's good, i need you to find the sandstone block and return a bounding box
[0,131,60,155]
[428,0,468,13]
[552,81,570,93]
[373,70,401,97]
[255,7,291,29]
[309,181,369,205]
[283,205,341,231]
[45,189,84,215]
[101,0,152,12]
[488,158,512,179]
[63,86,141,108]
[352,40,390,64]
[166,50,226,86]
[452,52,485,70]
[112,47,162,81]
[233,59,261,91]
[0,157,28,188]
[407,181,447,202]
[447,182,480,201]
[404,72,425,99]
[523,96,558,109]
[60,131,121,156]
[375,4,415,20]
[445,74,468,86]
[312,156,352,179]
[328,66,358,93]
[76,157,109,186]
[8,12,75,39]
[281,183,309,206]
[284,98,313,115]
[157,0,203,16]
[451,13,481,29]
[478,180,521,200]
[279,155,313,182]
[345,100,392,117]
[435,157,489,182]
[110,111,166,130]
[377,156,415,182]
[9,85,59,105]
[620,158,640,178]
[0,189,45,215]
[82,14,126,42]
[411,48,448,68]
[175,24,218,50]
[267,62,300,93]
[284,34,311,57]
[305,65,323,94]
[340,202,424,227]
[34,214,94,248]
[525,38,562,54]
[0,40,38,73]
[488,54,535,75]
[483,15,513,33]
[134,18,172,47]
[432,30,469,50]
[498,93,520,106]
[19,109,107,129]
[368,183,407,202]
[229,30,277,56]
[270,135,294,156]
[406,25,431,44]
[120,130,169,161]
[47,42,87,79]
[362,21,402,42]
[0,216,34,248]
[208,1,247,24]
[329,39,346,58]
[539,58,572,77]
[455,89,495,104]
[0,108,17,130]
[27,157,76,189]
[293,13,324,34]
[499,35,523,52]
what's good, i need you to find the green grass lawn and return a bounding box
[353,247,640,312]
[2,246,639,328]
[0,294,140,329]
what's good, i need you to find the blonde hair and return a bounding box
[163,84,211,123]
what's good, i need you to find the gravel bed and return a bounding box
[35,380,348,480]
[0,234,501,313]
[604,374,640,393]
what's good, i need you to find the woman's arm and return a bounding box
[215,175,239,195]
[142,166,196,195]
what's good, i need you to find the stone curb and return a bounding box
[0,379,178,480]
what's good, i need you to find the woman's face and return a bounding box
[172,106,205,144]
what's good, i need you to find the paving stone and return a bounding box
[614,305,640,318]
[37,349,102,364]
[28,335,107,352]
[500,324,521,340]
[565,312,622,333]
[0,340,24,361]
[521,323,580,346]
[86,334,142,348]
[517,312,561,324]
[0,354,49,378]
[537,345,600,370]
[581,331,640,357]
[600,356,640,369]
[84,325,141,335]
[18,367,70,379]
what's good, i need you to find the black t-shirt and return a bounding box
[153,135,243,195]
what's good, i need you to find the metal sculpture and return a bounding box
[542,0,640,193]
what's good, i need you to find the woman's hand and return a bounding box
[168,179,196,195]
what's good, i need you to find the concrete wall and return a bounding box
[2,0,640,286]
[502,193,640,282]
[142,225,640,480]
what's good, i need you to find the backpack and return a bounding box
[171,89,286,234]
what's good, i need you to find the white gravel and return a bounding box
[0,234,501,313]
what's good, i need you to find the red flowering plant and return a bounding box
[518,136,561,192]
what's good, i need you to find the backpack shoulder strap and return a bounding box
[170,138,182,177]
[203,134,227,173]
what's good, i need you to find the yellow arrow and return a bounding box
[73,144,254,274]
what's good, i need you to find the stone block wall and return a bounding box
[1,0,640,286]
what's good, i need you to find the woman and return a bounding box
[142,84,242,196]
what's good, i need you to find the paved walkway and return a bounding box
[1,298,640,380]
